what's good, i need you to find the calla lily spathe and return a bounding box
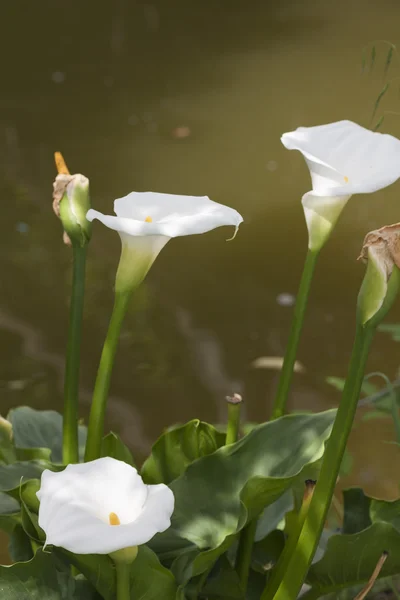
[87,192,243,292]
[37,457,174,555]
[281,120,400,251]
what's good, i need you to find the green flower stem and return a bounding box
[271,249,319,420]
[63,244,87,465]
[235,518,258,593]
[84,291,131,462]
[262,481,315,600]
[225,395,242,445]
[267,322,375,600]
[115,561,131,600]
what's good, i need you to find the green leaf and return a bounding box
[255,490,293,541]
[0,549,99,599]
[342,488,372,534]
[15,448,52,462]
[129,546,178,600]
[252,530,285,574]
[0,462,47,493]
[305,523,400,598]
[325,376,377,396]
[20,495,44,543]
[141,420,226,484]
[371,497,400,532]
[379,322,400,341]
[202,555,244,599]
[101,432,135,466]
[58,551,115,600]
[303,490,400,598]
[63,545,178,600]
[8,525,33,563]
[0,491,21,536]
[8,407,87,464]
[0,492,20,516]
[150,410,335,585]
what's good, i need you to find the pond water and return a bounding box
[1,0,400,562]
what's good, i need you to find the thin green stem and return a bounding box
[267,323,375,600]
[225,396,242,445]
[84,291,131,462]
[63,244,87,465]
[271,249,319,420]
[235,518,258,593]
[115,561,131,600]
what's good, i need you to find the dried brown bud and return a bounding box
[52,152,91,247]
[357,222,400,326]
[358,222,400,280]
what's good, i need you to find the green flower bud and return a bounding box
[357,223,400,328]
[110,545,138,565]
[21,479,40,513]
[0,415,16,463]
[53,173,92,247]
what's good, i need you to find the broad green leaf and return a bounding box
[252,530,285,575]
[305,523,400,599]
[0,462,47,492]
[150,410,335,584]
[371,497,400,532]
[325,375,378,396]
[15,447,52,462]
[342,488,372,534]
[63,545,178,600]
[378,322,400,341]
[129,545,178,600]
[8,407,87,463]
[0,492,21,535]
[304,490,400,598]
[255,490,293,541]
[0,549,99,599]
[0,493,20,516]
[141,420,226,484]
[20,495,44,543]
[8,525,33,563]
[202,555,244,599]
[101,432,135,466]
[58,551,114,600]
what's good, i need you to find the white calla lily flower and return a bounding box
[36,457,174,555]
[281,120,400,251]
[87,192,243,293]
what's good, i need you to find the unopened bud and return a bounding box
[0,415,12,441]
[22,480,40,513]
[52,153,91,247]
[110,545,138,565]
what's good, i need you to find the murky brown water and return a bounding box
[1,0,400,562]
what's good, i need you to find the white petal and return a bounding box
[37,458,175,554]
[282,120,400,196]
[88,193,243,238]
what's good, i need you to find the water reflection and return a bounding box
[1,0,400,562]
